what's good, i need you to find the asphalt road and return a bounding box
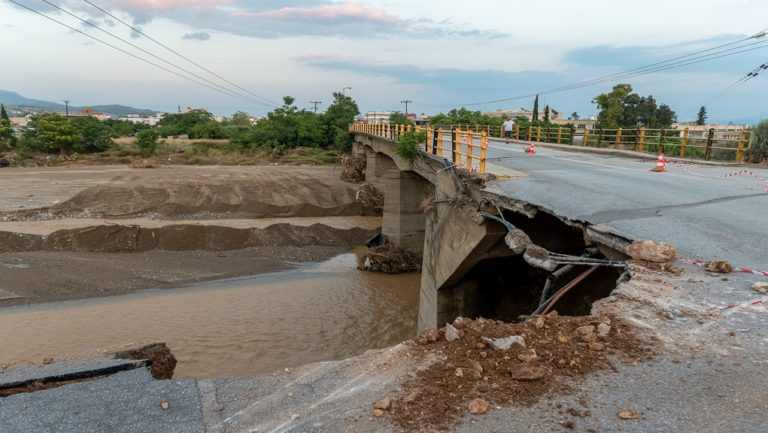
[470,138,768,270]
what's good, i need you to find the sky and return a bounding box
[1,0,767,123]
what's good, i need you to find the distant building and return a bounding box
[361,111,394,124]
[672,123,747,140]
[78,108,109,121]
[116,113,163,127]
[9,116,30,127]
[484,107,564,122]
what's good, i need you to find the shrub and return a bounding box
[395,129,426,162]
[136,129,160,155]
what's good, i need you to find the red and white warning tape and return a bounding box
[665,160,768,192]
[707,296,768,312]
[679,258,768,278]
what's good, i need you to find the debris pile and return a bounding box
[113,343,177,380]
[358,244,421,274]
[626,240,677,263]
[385,314,649,430]
[356,183,384,216]
[340,154,367,183]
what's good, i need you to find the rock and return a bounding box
[372,409,385,417]
[626,240,677,263]
[753,282,768,294]
[589,342,605,351]
[581,333,598,343]
[445,323,461,342]
[417,327,440,344]
[704,260,733,273]
[454,368,464,378]
[471,213,486,225]
[160,399,170,411]
[372,397,395,411]
[597,323,611,338]
[403,392,418,404]
[290,414,300,421]
[42,357,54,365]
[523,244,558,271]
[453,316,469,328]
[508,364,545,381]
[482,335,526,350]
[533,316,545,330]
[557,334,572,344]
[517,349,538,363]
[504,229,531,255]
[468,398,489,414]
[472,362,484,373]
[575,325,596,335]
[618,409,640,420]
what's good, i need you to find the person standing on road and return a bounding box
[503,117,515,139]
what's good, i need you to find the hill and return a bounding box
[0,90,158,116]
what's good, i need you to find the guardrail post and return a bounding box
[569,127,575,145]
[536,126,542,142]
[451,128,457,164]
[638,127,646,151]
[659,129,665,154]
[681,127,689,158]
[432,127,439,155]
[557,127,562,144]
[614,128,622,149]
[480,131,487,174]
[466,130,474,170]
[583,129,589,147]
[426,127,432,152]
[736,128,748,162]
[597,128,604,147]
[514,125,520,140]
[526,127,532,141]
[705,128,714,160]
[455,128,462,167]
[437,128,444,157]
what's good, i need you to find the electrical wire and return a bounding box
[7,0,272,106]
[681,62,768,119]
[80,0,279,107]
[39,0,275,108]
[463,29,768,106]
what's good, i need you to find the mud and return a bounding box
[358,244,422,274]
[390,314,650,431]
[113,343,177,380]
[0,223,377,253]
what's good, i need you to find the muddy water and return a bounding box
[0,251,420,378]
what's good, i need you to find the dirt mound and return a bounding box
[340,154,366,183]
[114,343,177,380]
[388,314,650,431]
[358,245,421,273]
[0,223,378,253]
[3,170,362,220]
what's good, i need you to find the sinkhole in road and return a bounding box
[453,207,627,322]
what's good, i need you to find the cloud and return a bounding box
[183,31,211,41]
[106,0,231,24]
[239,3,398,24]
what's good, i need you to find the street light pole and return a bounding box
[401,100,412,118]
[310,101,322,114]
[342,87,351,95]
[63,100,70,117]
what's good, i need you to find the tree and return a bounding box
[0,104,9,122]
[322,92,359,150]
[543,105,550,124]
[746,119,768,162]
[28,113,81,154]
[593,84,633,128]
[570,112,579,120]
[593,84,676,129]
[71,116,112,152]
[157,109,217,137]
[0,118,14,149]
[388,111,410,126]
[136,129,160,155]
[696,106,707,126]
[656,104,676,128]
[532,95,539,122]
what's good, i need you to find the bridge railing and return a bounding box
[350,123,489,174]
[426,124,753,163]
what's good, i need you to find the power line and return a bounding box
[80,0,279,107]
[39,0,274,108]
[682,62,768,119]
[7,0,268,107]
[463,30,768,106]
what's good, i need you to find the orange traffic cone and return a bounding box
[525,143,536,154]
[650,152,666,172]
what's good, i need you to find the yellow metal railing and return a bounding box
[350,124,489,173]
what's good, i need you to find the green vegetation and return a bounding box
[747,119,768,163]
[388,111,411,126]
[395,129,426,162]
[532,95,539,122]
[429,108,502,128]
[135,129,160,155]
[0,104,14,150]
[592,84,677,129]
[696,106,707,126]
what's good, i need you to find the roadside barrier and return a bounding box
[664,160,768,192]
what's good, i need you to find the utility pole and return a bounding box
[310,101,322,114]
[401,100,412,118]
[342,87,351,95]
[63,100,70,117]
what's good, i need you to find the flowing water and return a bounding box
[0,250,420,378]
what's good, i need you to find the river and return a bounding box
[0,250,420,378]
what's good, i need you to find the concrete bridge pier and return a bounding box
[381,168,432,254]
